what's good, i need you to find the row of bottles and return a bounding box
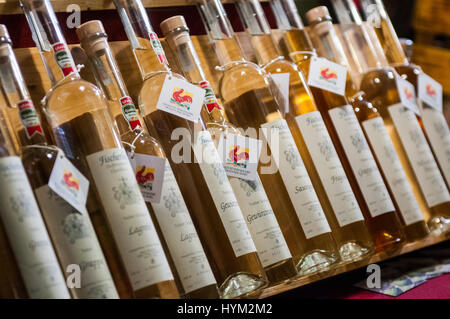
[0,0,448,299]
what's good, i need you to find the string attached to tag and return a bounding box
[122,129,146,159]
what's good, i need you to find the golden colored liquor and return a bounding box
[0,93,69,298]
[197,0,341,273]
[77,20,219,298]
[360,0,450,191]
[21,0,179,298]
[268,0,378,258]
[113,0,266,299]
[0,25,119,299]
[332,0,450,233]
[305,6,421,244]
[161,15,298,284]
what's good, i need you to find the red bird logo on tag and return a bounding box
[136,166,155,186]
[228,145,249,168]
[63,169,80,191]
[320,67,338,81]
[426,84,436,97]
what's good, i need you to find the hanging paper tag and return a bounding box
[48,151,89,214]
[126,152,166,204]
[52,42,76,76]
[216,133,262,181]
[149,32,168,65]
[156,75,205,122]
[199,81,221,113]
[418,73,443,112]
[307,57,347,96]
[270,73,290,113]
[119,96,142,131]
[17,100,44,139]
[396,76,420,115]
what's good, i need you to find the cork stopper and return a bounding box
[76,20,107,56]
[305,6,332,25]
[160,16,191,47]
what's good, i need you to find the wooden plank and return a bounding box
[413,0,450,37]
[0,0,268,15]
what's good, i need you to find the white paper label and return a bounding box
[192,131,257,257]
[48,151,89,214]
[216,133,262,181]
[0,156,70,299]
[34,185,119,298]
[329,105,395,218]
[151,162,216,294]
[396,76,421,115]
[421,107,450,188]
[127,153,166,204]
[156,75,205,123]
[389,103,450,207]
[418,73,443,112]
[270,73,290,113]
[261,119,332,238]
[362,117,424,225]
[295,111,364,227]
[86,148,173,290]
[307,57,347,96]
[229,175,292,267]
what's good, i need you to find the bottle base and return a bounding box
[264,259,298,285]
[219,272,267,299]
[339,242,373,263]
[428,216,450,234]
[296,250,339,276]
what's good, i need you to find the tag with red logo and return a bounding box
[418,73,443,112]
[52,42,76,77]
[216,133,262,181]
[396,76,420,115]
[156,75,205,122]
[149,32,168,65]
[48,151,89,214]
[17,100,44,139]
[199,81,221,113]
[307,57,347,96]
[120,96,142,131]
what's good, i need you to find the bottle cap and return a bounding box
[305,6,332,25]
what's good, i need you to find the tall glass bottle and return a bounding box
[0,92,69,299]
[196,0,341,271]
[161,15,299,284]
[360,0,450,190]
[305,7,426,242]
[77,20,219,298]
[20,0,179,298]
[113,0,266,299]
[332,0,450,232]
[0,25,119,299]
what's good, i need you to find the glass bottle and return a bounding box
[77,20,219,298]
[305,7,423,242]
[20,0,179,298]
[268,0,377,257]
[196,0,341,272]
[113,0,267,299]
[332,0,450,232]
[161,15,299,284]
[360,0,450,190]
[0,24,119,299]
[0,91,69,299]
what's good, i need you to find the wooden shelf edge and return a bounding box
[259,232,450,298]
[0,0,268,15]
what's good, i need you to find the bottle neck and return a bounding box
[0,42,47,148]
[165,29,225,125]
[360,0,407,65]
[21,0,79,86]
[82,35,143,135]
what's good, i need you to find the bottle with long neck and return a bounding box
[113,0,267,299]
[196,0,342,272]
[360,0,450,190]
[306,6,428,242]
[77,20,219,299]
[0,90,69,299]
[20,0,179,298]
[332,0,450,232]
[0,24,119,299]
[161,15,299,284]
